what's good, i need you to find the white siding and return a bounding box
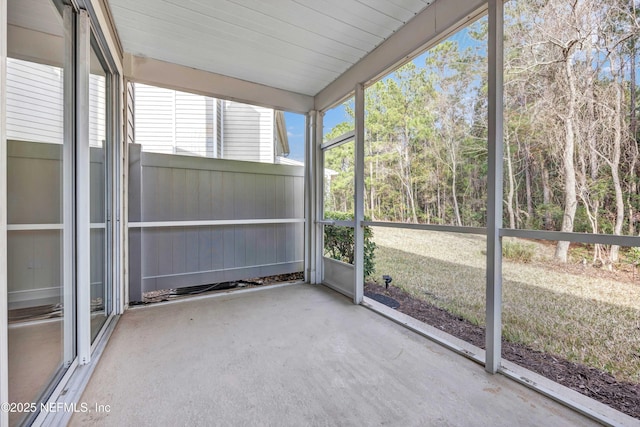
[6,58,63,144]
[134,83,277,164]
[7,58,105,147]
[134,83,216,157]
[89,74,106,147]
[174,91,214,157]
[134,83,176,154]
[127,82,135,145]
[216,99,223,157]
[223,101,274,163]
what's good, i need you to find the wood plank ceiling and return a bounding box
[108,0,434,96]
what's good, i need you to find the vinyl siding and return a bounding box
[134,83,217,157]
[223,101,274,163]
[216,99,223,157]
[6,58,63,145]
[89,74,106,147]
[134,83,276,163]
[134,83,176,154]
[7,58,105,147]
[127,82,135,144]
[175,91,214,157]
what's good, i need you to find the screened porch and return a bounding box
[1,0,640,426]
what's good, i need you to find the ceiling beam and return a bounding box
[314,0,486,111]
[8,25,64,68]
[124,54,314,113]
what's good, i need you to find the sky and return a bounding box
[284,107,352,162]
[283,112,305,162]
[283,20,486,163]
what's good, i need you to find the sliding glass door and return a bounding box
[5,1,116,424]
[6,0,73,425]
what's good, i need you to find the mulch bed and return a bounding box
[364,281,640,420]
[135,272,305,305]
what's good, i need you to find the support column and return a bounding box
[313,111,325,284]
[127,144,143,303]
[123,81,134,310]
[354,84,365,304]
[304,111,314,283]
[118,78,127,313]
[486,0,505,374]
[113,76,123,316]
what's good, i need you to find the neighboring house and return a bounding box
[7,57,106,147]
[277,155,338,184]
[6,64,287,163]
[133,83,289,163]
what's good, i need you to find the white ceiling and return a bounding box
[108,0,434,97]
[8,0,63,37]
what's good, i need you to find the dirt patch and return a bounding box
[529,239,640,284]
[136,272,304,305]
[364,281,640,420]
[531,256,640,283]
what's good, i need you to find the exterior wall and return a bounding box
[133,83,176,154]
[128,144,304,302]
[126,82,135,144]
[7,58,105,147]
[134,82,219,157]
[216,98,223,156]
[175,90,214,157]
[134,83,218,158]
[6,58,63,145]
[222,101,274,163]
[88,74,106,147]
[133,83,276,163]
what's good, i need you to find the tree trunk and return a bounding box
[450,159,462,227]
[610,80,625,262]
[583,34,603,264]
[524,143,533,225]
[369,160,375,220]
[505,139,516,229]
[630,42,638,236]
[436,164,443,222]
[555,55,579,263]
[443,186,447,223]
[542,163,552,230]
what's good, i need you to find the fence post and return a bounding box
[127,143,143,302]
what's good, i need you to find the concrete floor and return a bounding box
[8,319,62,427]
[71,284,598,427]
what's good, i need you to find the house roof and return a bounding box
[275,110,289,156]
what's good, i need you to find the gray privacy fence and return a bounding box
[8,140,62,308]
[7,140,106,308]
[128,144,305,302]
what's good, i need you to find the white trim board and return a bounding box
[124,54,314,114]
[128,218,305,228]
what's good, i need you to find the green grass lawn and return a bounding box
[370,226,640,384]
